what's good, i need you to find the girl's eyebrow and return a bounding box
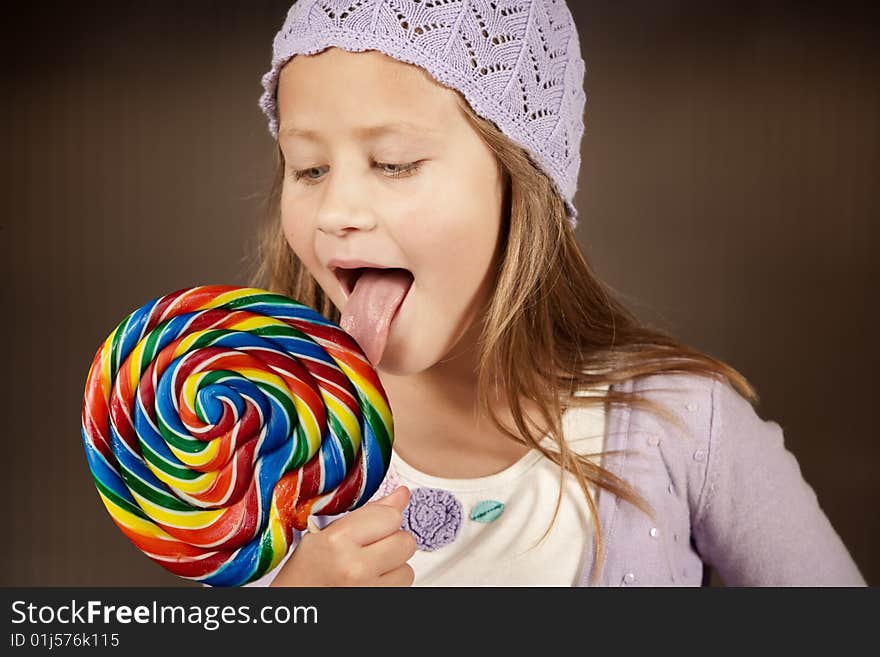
[278,121,439,142]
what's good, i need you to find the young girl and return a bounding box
[245,0,865,586]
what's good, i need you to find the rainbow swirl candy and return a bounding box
[80,285,393,586]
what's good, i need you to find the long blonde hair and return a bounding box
[247,92,757,586]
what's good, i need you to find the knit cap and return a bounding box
[259,0,586,228]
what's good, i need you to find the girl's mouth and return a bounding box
[337,268,415,366]
[335,267,412,299]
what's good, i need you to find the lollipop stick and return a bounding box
[307,517,321,534]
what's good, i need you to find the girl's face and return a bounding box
[276,47,505,376]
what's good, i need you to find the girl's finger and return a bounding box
[374,563,415,587]
[361,529,417,577]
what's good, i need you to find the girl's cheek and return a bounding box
[280,207,307,254]
[288,234,316,273]
[282,217,327,290]
[281,223,299,256]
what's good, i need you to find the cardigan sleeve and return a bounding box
[691,379,867,586]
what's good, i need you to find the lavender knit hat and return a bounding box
[258,0,586,229]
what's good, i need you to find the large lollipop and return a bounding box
[80,285,393,586]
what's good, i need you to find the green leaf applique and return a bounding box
[470,499,505,523]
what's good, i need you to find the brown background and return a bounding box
[1,1,876,586]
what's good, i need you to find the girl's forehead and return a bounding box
[277,120,444,148]
[277,53,461,138]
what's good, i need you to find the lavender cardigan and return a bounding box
[572,372,866,586]
[270,372,867,587]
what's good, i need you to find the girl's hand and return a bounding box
[269,486,416,587]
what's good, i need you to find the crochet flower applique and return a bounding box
[402,487,463,551]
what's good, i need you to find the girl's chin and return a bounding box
[374,340,444,378]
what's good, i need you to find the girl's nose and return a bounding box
[317,209,376,236]
[315,166,378,235]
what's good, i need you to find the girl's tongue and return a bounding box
[340,268,414,366]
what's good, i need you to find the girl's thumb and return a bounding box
[377,485,410,510]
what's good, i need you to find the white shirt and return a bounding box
[393,386,608,586]
[248,385,607,587]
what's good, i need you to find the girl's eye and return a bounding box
[378,162,420,177]
[292,166,326,182]
[291,161,422,184]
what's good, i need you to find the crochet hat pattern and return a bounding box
[259,0,587,228]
